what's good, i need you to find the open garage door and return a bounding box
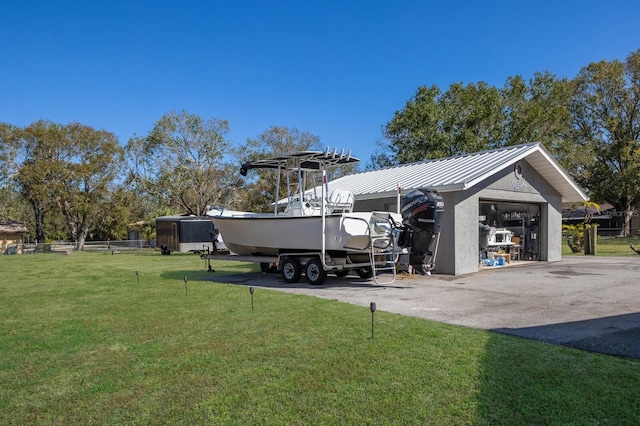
[479,201,541,262]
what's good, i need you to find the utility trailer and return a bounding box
[156,216,224,253]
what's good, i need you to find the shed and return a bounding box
[327,142,587,275]
[0,220,29,255]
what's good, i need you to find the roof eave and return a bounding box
[355,183,467,201]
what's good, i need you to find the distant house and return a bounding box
[127,220,154,248]
[563,203,640,236]
[0,220,28,255]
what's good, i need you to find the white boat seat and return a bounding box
[326,188,354,213]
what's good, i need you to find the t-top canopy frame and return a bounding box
[239,148,359,176]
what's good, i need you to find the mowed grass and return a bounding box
[562,235,640,256]
[1,251,639,424]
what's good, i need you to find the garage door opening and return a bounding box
[479,201,541,263]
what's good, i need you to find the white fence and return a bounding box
[83,240,155,251]
[22,240,155,254]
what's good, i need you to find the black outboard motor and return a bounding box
[400,188,444,274]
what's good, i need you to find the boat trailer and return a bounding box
[201,213,402,286]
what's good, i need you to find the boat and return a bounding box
[208,148,443,284]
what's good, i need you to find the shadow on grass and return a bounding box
[476,312,640,423]
[159,259,257,281]
[199,270,410,290]
[475,327,640,424]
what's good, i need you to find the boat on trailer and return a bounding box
[208,148,443,285]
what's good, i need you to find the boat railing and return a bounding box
[300,188,355,215]
[337,212,401,284]
[326,188,355,213]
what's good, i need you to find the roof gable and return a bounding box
[330,143,587,203]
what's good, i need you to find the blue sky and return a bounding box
[2,1,639,166]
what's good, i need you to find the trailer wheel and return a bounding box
[281,258,302,283]
[357,267,373,279]
[305,258,327,285]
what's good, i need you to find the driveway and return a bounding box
[207,256,640,359]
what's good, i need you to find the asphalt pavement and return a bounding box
[206,256,640,359]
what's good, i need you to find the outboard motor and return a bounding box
[400,188,444,274]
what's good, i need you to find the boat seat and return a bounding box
[326,188,354,213]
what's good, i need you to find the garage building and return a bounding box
[328,142,587,275]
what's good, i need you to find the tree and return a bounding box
[83,186,133,242]
[1,120,65,242]
[52,123,123,250]
[0,123,19,184]
[502,72,574,153]
[384,85,446,163]
[569,49,640,236]
[384,82,504,164]
[0,185,31,234]
[439,81,503,154]
[1,120,123,247]
[0,125,27,225]
[366,138,396,170]
[127,110,233,216]
[382,73,581,168]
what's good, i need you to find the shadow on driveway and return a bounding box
[493,312,640,358]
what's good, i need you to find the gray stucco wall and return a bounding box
[545,195,563,262]
[434,192,456,275]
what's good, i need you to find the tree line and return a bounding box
[1,49,639,246]
[377,49,640,236]
[0,113,327,248]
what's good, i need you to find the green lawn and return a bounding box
[562,235,640,256]
[1,250,639,424]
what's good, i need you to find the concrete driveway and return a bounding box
[207,256,640,359]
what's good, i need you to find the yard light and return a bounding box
[184,276,188,296]
[370,302,376,339]
[249,286,255,311]
[136,270,139,285]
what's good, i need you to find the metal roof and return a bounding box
[0,220,28,234]
[328,142,587,203]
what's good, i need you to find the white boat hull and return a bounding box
[210,212,400,257]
